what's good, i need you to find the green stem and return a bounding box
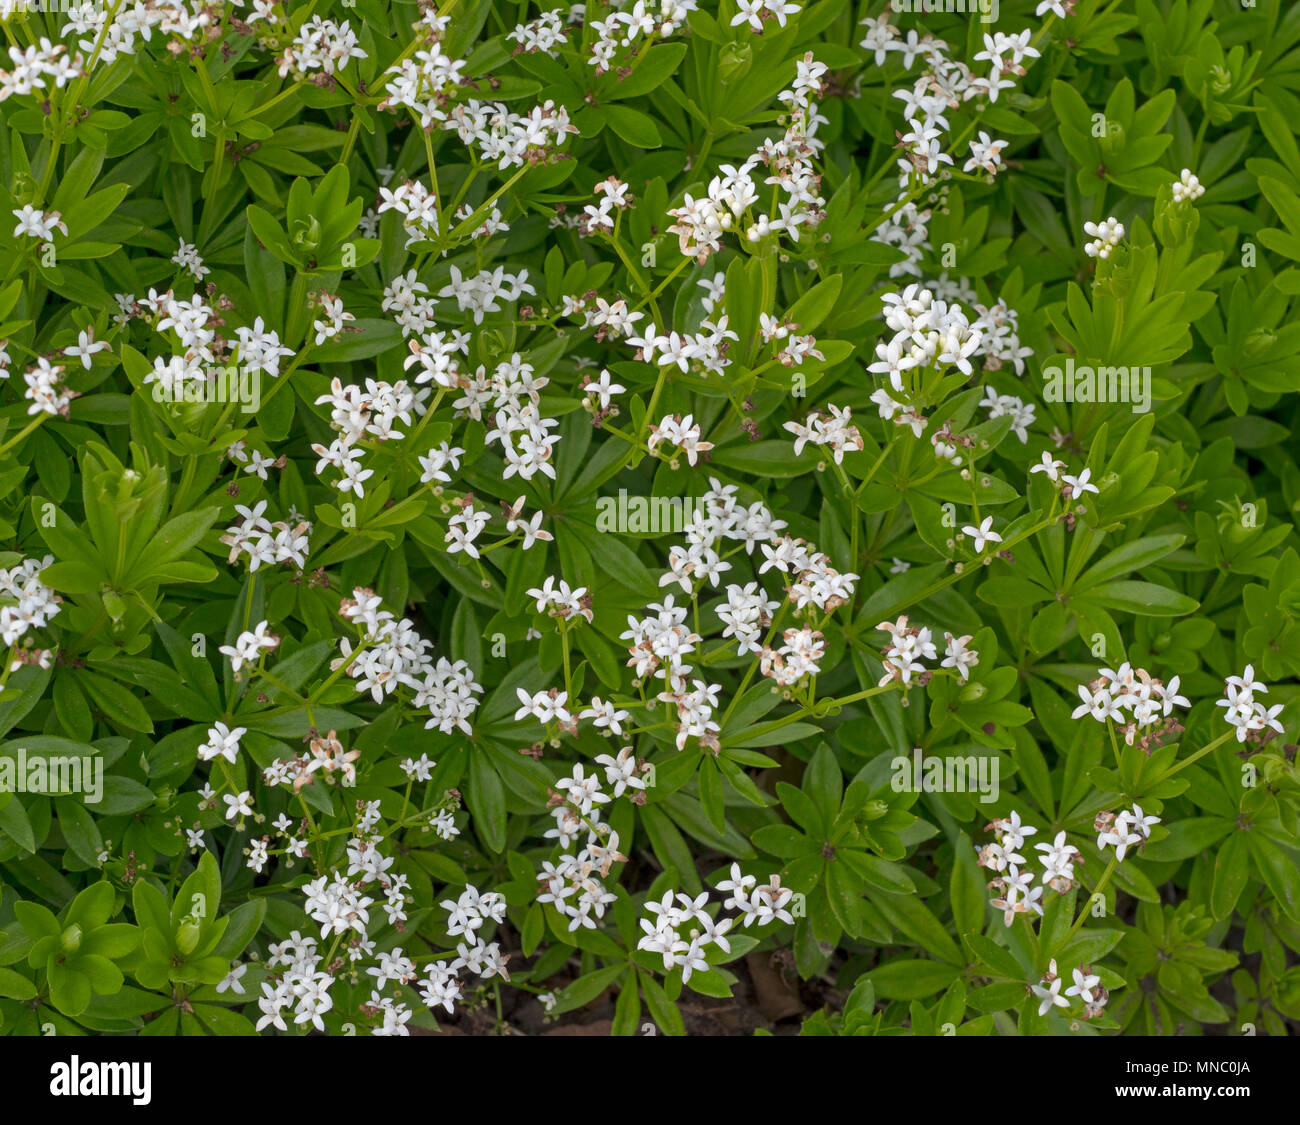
[0,414,47,458]
[1060,855,1118,948]
[1165,728,1235,779]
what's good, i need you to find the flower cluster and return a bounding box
[1171,167,1205,204]
[978,811,1055,925]
[587,0,695,72]
[170,238,209,282]
[978,384,1037,443]
[255,836,418,1035]
[1070,660,1288,753]
[311,377,428,498]
[280,16,367,80]
[223,786,497,1035]
[627,319,738,378]
[784,405,864,466]
[1028,453,1101,505]
[645,413,713,467]
[378,20,580,174]
[868,284,1035,447]
[336,587,484,735]
[876,616,980,687]
[262,729,362,793]
[537,752,647,930]
[1216,665,1285,744]
[855,11,1047,431]
[58,0,210,69]
[12,205,68,242]
[219,501,313,573]
[637,863,794,982]
[218,621,281,673]
[0,39,81,101]
[0,556,62,649]
[20,357,79,418]
[1083,217,1126,260]
[578,176,635,236]
[1032,957,1109,1021]
[1095,803,1161,862]
[1070,662,1189,749]
[527,576,592,624]
[664,53,828,264]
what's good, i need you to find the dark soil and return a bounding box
[413,950,840,1036]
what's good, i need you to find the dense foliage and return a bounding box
[0,0,1297,1038]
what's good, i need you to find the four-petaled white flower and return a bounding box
[962,516,1002,554]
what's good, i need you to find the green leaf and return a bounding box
[803,744,842,827]
[751,824,817,859]
[784,274,842,334]
[1250,836,1300,921]
[0,796,36,852]
[77,671,154,733]
[0,966,37,1000]
[552,964,625,1014]
[48,961,92,1016]
[1087,581,1198,616]
[311,318,402,363]
[868,958,960,1000]
[1211,833,1250,920]
[466,752,507,854]
[639,970,686,1035]
[873,892,963,966]
[602,105,662,148]
[132,507,219,576]
[211,900,267,959]
[949,833,986,935]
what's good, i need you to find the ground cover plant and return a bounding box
[0,0,1297,1038]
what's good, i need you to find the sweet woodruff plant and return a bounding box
[0,0,1296,1038]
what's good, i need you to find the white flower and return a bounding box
[514,688,571,725]
[1171,168,1204,203]
[223,791,254,821]
[12,205,67,240]
[62,327,110,370]
[1032,975,1069,1016]
[962,516,1002,554]
[401,753,436,781]
[218,621,280,672]
[1083,217,1125,259]
[1072,684,1122,723]
[1127,804,1160,839]
[941,633,979,682]
[998,811,1038,851]
[217,963,248,995]
[580,696,629,736]
[1065,966,1101,1004]
[198,721,246,765]
[1061,467,1100,498]
[1030,452,1065,481]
